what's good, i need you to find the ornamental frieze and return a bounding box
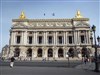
[13,22,72,28]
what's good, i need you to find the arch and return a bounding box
[27,48,32,57]
[48,48,53,57]
[81,47,90,58]
[68,48,74,57]
[37,48,42,57]
[58,48,64,57]
[14,48,20,57]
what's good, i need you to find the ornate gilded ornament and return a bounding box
[19,11,26,19]
[75,10,83,18]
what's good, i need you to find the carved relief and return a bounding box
[13,22,28,28]
[75,21,89,26]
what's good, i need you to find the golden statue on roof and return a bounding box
[19,11,26,19]
[75,10,83,18]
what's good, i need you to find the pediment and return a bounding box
[12,22,28,28]
[75,22,90,27]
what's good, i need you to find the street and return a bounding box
[0,60,82,67]
[0,60,100,75]
[1,66,100,75]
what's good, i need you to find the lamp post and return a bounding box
[97,36,100,46]
[90,25,100,72]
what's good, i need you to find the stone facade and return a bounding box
[8,11,94,61]
[1,45,9,59]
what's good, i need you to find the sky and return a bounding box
[0,0,100,52]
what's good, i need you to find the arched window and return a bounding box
[48,48,53,57]
[37,48,42,57]
[14,48,20,57]
[81,47,90,58]
[68,48,74,57]
[27,48,32,57]
[58,48,63,57]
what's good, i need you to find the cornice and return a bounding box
[12,18,72,22]
[72,18,89,21]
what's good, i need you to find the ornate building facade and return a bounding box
[8,11,93,60]
[1,45,9,60]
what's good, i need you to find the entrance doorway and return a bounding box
[58,48,64,57]
[37,48,42,57]
[48,48,53,57]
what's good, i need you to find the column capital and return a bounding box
[32,47,37,50]
[42,47,47,50]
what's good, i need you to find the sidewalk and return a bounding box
[75,62,100,71]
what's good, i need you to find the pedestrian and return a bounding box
[10,57,15,68]
[84,57,88,64]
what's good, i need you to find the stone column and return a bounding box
[63,47,66,58]
[86,31,89,44]
[42,47,47,58]
[35,32,37,45]
[53,32,56,45]
[55,32,57,45]
[77,31,80,44]
[64,47,68,58]
[32,35,34,45]
[21,31,24,45]
[10,32,13,45]
[44,32,46,45]
[54,47,58,58]
[20,47,26,60]
[33,47,37,58]
[88,30,91,44]
[65,32,67,45]
[33,32,35,45]
[74,31,77,45]
[76,31,78,44]
[85,31,87,44]
[32,47,37,60]
[13,32,16,45]
[9,47,14,58]
[64,31,66,45]
[23,31,27,45]
[45,32,47,44]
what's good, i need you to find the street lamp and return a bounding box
[97,36,100,46]
[90,25,99,72]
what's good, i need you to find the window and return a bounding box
[58,36,63,44]
[58,48,63,57]
[37,48,42,57]
[48,36,53,44]
[38,36,43,44]
[48,48,53,57]
[69,36,72,44]
[14,48,20,57]
[80,35,85,43]
[16,36,21,44]
[28,36,32,44]
[27,49,32,57]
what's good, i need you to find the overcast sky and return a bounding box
[0,0,100,52]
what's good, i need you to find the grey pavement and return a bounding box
[0,60,100,75]
[75,62,100,71]
[0,66,100,75]
[0,60,82,67]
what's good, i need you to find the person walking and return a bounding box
[84,56,88,64]
[10,57,15,68]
